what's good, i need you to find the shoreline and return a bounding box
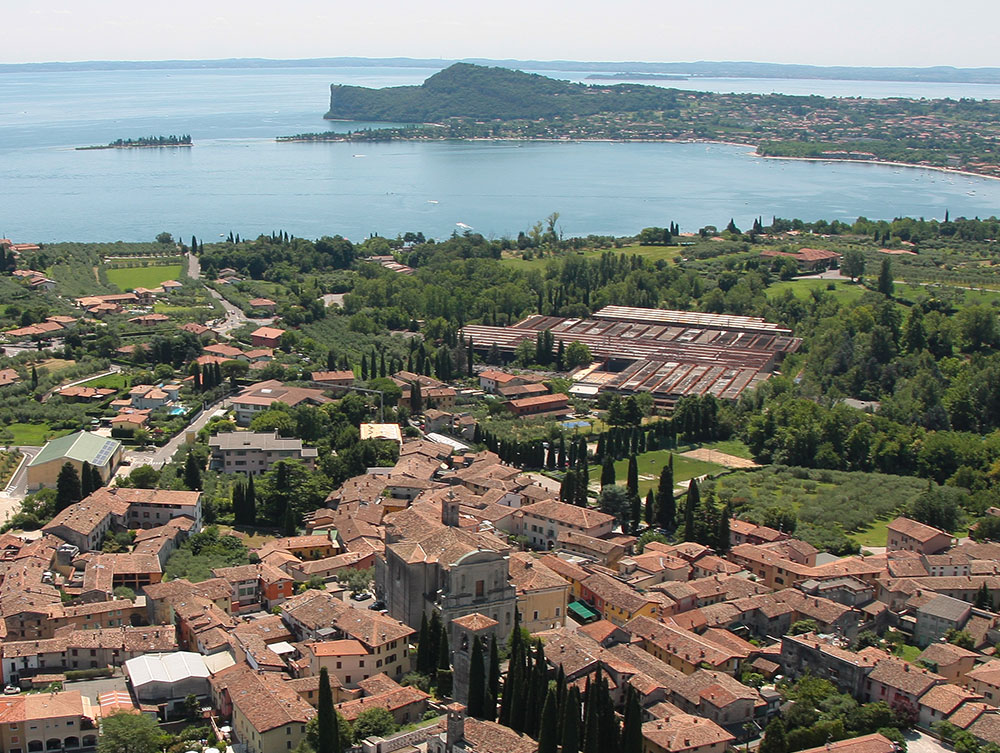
[278,133,1000,181]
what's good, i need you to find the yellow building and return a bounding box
[508,553,569,633]
[26,432,122,492]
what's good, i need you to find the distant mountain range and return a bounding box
[4,56,1000,84]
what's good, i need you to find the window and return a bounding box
[476,581,484,598]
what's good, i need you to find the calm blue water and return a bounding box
[2,66,1000,242]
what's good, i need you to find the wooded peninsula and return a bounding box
[77,134,192,150]
[278,64,1000,178]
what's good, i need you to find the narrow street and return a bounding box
[118,396,232,474]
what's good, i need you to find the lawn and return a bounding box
[850,517,892,549]
[767,278,867,304]
[80,373,128,390]
[894,643,922,663]
[502,243,682,271]
[589,449,724,496]
[106,264,183,291]
[7,422,71,446]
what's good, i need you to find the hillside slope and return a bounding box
[324,63,678,121]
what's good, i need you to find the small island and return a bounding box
[77,134,192,150]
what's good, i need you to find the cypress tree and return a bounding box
[656,455,675,530]
[560,685,581,753]
[626,454,638,499]
[411,381,423,413]
[183,451,202,491]
[684,477,700,542]
[55,462,81,512]
[317,667,336,753]
[417,613,430,674]
[90,464,103,492]
[644,490,655,525]
[246,473,256,525]
[717,503,732,554]
[622,687,642,753]
[232,481,246,525]
[30,365,38,391]
[468,635,487,719]
[488,636,500,718]
[560,472,577,504]
[361,357,368,381]
[80,461,94,498]
[499,641,520,727]
[630,493,640,535]
[600,455,616,488]
[282,503,296,536]
[538,687,559,753]
[583,671,600,753]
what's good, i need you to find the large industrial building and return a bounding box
[461,305,800,407]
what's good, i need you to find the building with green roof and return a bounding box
[27,431,122,491]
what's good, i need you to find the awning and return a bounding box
[568,601,599,622]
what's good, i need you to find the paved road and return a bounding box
[118,397,232,474]
[0,446,42,512]
[186,251,200,280]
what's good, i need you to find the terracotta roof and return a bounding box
[452,613,498,632]
[967,659,1000,687]
[888,516,948,543]
[519,499,614,530]
[868,656,944,696]
[335,686,428,722]
[794,734,896,753]
[642,714,735,752]
[919,683,982,715]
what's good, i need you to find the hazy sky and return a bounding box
[4,0,998,67]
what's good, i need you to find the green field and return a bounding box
[7,423,71,446]
[767,278,867,304]
[81,373,128,391]
[702,439,753,460]
[106,264,183,291]
[502,243,682,271]
[589,449,724,496]
[850,517,892,549]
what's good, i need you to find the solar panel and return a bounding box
[93,439,117,466]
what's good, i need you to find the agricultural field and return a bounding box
[502,242,682,271]
[703,466,933,554]
[106,264,183,291]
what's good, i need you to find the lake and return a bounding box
[2,65,1000,242]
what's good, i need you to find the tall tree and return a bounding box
[80,461,95,498]
[30,365,38,391]
[55,462,81,512]
[245,473,257,525]
[317,667,338,753]
[488,636,501,719]
[644,490,655,525]
[560,686,582,753]
[232,481,246,525]
[537,686,559,753]
[183,451,202,491]
[416,612,430,674]
[684,476,700,542]
[626,454,639,499]
[760,718,789,753]
[717,503,732,554]
[656,456,675,530]
[878,258,894,297]
[600,455,616,488]
[468,635,487,719]
[622,688,643,753]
